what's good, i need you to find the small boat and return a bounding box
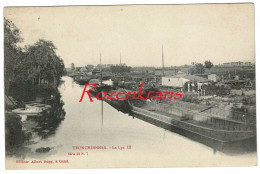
[12,102,51,115]
[12,107,44,114]
[25,103,51,109]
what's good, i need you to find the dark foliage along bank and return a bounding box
[4,18,66,152]
[4,18,65,100]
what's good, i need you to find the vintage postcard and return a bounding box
[4,4,256,169]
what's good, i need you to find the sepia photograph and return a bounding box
[3,3,257,169]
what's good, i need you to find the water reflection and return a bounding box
[31,91,66,140]
[6,88,66,158]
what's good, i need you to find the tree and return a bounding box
[110,65,131,74]
[190,63,205,74]
[191,62,196,66]
[4,18,23,94]
[26,39,65,87]
[204,60,213,72]
[87,64,94,71]
[4,18,23,47]
[195,63,205,74]
[201,84,229,96]
[71,63,75,70]
[4,18,65,100]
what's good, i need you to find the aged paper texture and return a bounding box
[4,4,257,169]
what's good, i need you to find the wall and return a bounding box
[208,74,217,82]
[162,77,189,88]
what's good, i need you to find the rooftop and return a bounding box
[163,75,212,82]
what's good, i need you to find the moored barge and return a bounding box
[128,99,256,150]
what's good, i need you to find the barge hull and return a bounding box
[130,109,256,153]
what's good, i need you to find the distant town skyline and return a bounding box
[4,4,255,67]
[69,60,254,69]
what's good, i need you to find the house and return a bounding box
[162,75,190,90]
[195,74,217,82]
[80,67,88,72]
[176,71,187,76]
[155,68,178,83]
[162,75,212,91]
[184,75,212,90]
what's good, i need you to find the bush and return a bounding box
[201,84,230,96]
[181,92,200,103]
[242,96,256,106]
[5,112,23,148]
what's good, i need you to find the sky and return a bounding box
[4,4,255,68]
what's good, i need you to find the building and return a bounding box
[207,62,255,81]
[162,75,212,91]
[195,74,217,82]
[208,61,254,74]
[162,75,189,89]
[92,69,101,76]
[221,61,252,67]
[155,68,178,76]
[155,68,178,83]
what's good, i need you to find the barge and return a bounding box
[128,99,256,150]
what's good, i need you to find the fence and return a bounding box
[145,100,255,130]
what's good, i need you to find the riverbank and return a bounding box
[5,84,66,158]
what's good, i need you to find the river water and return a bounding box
[6,76,257,169]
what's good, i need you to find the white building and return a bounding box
[162,75,189,89]
[162,75,212,91]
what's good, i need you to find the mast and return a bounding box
[99,52,103,130]
[162,45,165,76]
[100,52,102,84]
[120,52,122,65]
